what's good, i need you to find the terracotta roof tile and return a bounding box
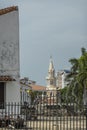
[0,76,15,81]
[31,85,46,91]
[0,6,18,15]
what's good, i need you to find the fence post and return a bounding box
[86,105,87,130]
[83,88,87,130]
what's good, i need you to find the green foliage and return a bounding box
[65,47,87,104]
[29,90,42,103]
[60,86,69,102]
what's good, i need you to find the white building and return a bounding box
[0,6,20,105]
[20,78,32,105]
[46,57,70,98]
[46,57,57,97]
[57,70,70,89]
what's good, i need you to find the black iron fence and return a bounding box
[0,95,86,130]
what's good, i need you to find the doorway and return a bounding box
[0,82,5,108]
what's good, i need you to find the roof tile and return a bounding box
[31,85,46,91]
[0,6,18,15]
[0,76,15,81]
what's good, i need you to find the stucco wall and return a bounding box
[6,81,20,103]
[0,10,20,77]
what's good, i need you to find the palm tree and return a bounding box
[66,47,87,105]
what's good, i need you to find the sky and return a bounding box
[0,0,87,86]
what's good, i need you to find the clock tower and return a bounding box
[46,57,56,97]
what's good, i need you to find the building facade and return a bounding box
[0,6,20,104]
[46,57,70,97]
[46,57,57,97]
[56,70,70,89]
[20,77,32,105]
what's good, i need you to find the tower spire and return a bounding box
[48,56,54,72]
[46,57,56,97]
